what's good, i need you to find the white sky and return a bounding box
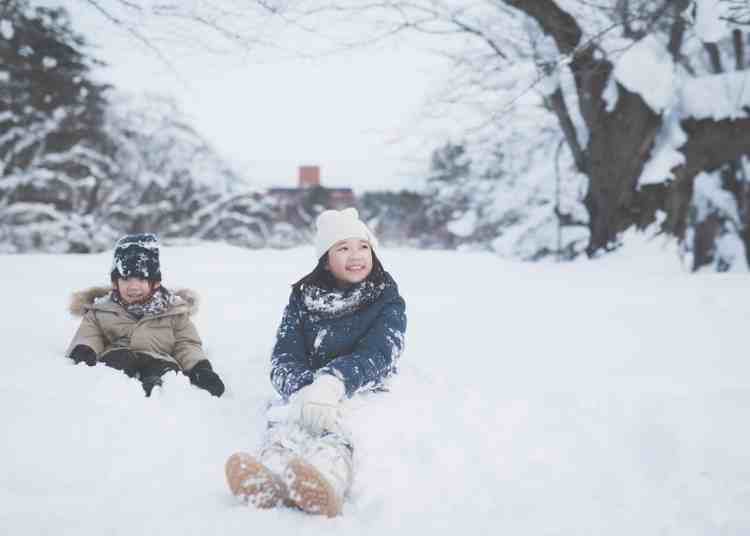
[60,1,454,192]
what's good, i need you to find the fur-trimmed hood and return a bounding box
[69,286,200,317]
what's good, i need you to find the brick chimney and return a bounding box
[298,165,320,188]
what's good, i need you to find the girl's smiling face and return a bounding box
[326,238,374,288]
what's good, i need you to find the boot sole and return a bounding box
[284,457,342,517]
[225,452,289,508]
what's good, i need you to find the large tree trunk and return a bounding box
[584,85,662,254]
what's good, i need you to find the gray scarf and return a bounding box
[111,286,174,320]
[301,280,385,321]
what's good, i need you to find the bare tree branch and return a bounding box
[546,87,588,173]
[725,0,750,25]
[112,0,142,11]
[446,14,508,60]
[80,0,187,84]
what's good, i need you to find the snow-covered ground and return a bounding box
[2,239,749,535]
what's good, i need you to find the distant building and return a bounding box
[298,165,321,188]
[268,166,356,210]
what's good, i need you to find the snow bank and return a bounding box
[1,245,749,535]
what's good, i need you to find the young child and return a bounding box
[66,233,225,398]
[225,208,407,517]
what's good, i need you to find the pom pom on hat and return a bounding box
[314,208,378,259]
[110,233,162,282]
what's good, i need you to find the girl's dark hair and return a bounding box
[292,249,386,291]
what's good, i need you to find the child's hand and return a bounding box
[293,375,345,435]
[188,360,225,397]
[69,345,97,367]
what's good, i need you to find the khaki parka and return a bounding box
[67,286,205,372]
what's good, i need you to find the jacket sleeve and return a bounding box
[172,314,207,371]
[270,292,315,399]
[66,311,106,357]
[320,295,406,397]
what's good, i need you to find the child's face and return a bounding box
[326,238,373,288]
[116,277,157,304]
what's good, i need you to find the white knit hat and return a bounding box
[314,208,378,259]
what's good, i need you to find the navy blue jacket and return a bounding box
[270,272,406,399]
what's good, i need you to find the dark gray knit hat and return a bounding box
[110,233,162,282]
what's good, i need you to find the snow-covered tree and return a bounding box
[422,142,474,248]
[103,94,239,236]
[0,0,116,252]
[0,3,285,255]
[359,189,430,248]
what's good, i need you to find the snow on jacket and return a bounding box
[67,286,206,372]
[270,272,407,399]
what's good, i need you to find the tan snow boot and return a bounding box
[225,452,289,508]
[284,434,353,517]
[285,457,343,517]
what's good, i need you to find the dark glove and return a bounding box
[188,360,225,397]
[136,356,178,398]
[69,345,97,366]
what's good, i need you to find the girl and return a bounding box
[226,208,407,517]
[67,233,225,397]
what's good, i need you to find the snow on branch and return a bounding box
[614,35,675,113]
[680,71,750,120]
[639,109,687,186]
